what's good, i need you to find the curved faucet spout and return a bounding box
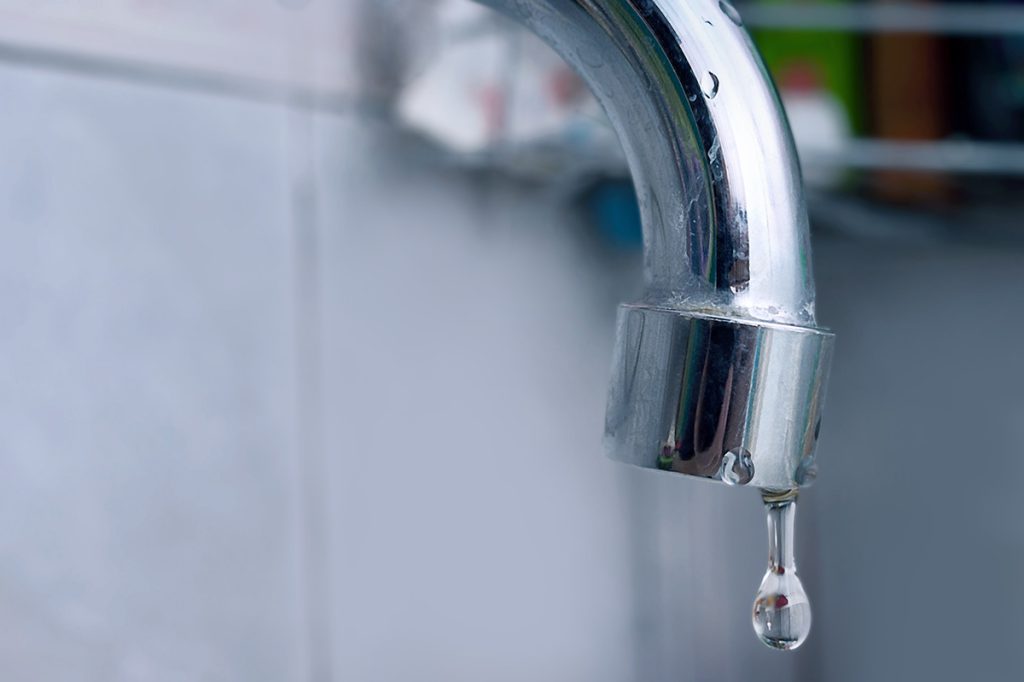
[478,0,834,492]
[484,0,814,324]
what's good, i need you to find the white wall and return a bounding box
[0,62,647,681]
[0,64,306,680]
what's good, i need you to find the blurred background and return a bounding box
[2,0,1023,680]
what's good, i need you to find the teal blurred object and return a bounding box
[584,180,643,249]
[953,0,1024,141]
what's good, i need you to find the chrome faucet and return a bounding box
[477,0,835,649]
[479,0,834,493]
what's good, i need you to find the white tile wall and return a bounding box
[312,118,634,681]
[0,64,306,681]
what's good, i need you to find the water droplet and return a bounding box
[708,136,721,163]
[719,0,744,26]
[795,455,818,485]
[701,72,720,99]
[752,495,811,650]
[719,447,754,485]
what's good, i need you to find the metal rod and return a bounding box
[810,140,1024,175]
[739,3,1024,36]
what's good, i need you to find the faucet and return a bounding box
[478,0,835,649]
[475,0,834,493]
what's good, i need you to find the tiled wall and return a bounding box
[0,60,649,681]
[0,64,305,680]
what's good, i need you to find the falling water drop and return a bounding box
[752,492,812,650]
[701,72,720,99]
[719,0,744,26]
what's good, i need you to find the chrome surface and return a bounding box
[483,0,816,325]
[605,307,832,491]
[479,0,834,490]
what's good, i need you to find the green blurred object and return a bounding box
[749,0,864,133]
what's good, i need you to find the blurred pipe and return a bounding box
[0,39,353,112]
[811,139,1024,175]
[740,3,1024,36]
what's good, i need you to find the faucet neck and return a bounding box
[484,0,817,326]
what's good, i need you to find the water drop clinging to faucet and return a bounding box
[719,447,754,486]
[701,72,720,99]
[719,0,744,26]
